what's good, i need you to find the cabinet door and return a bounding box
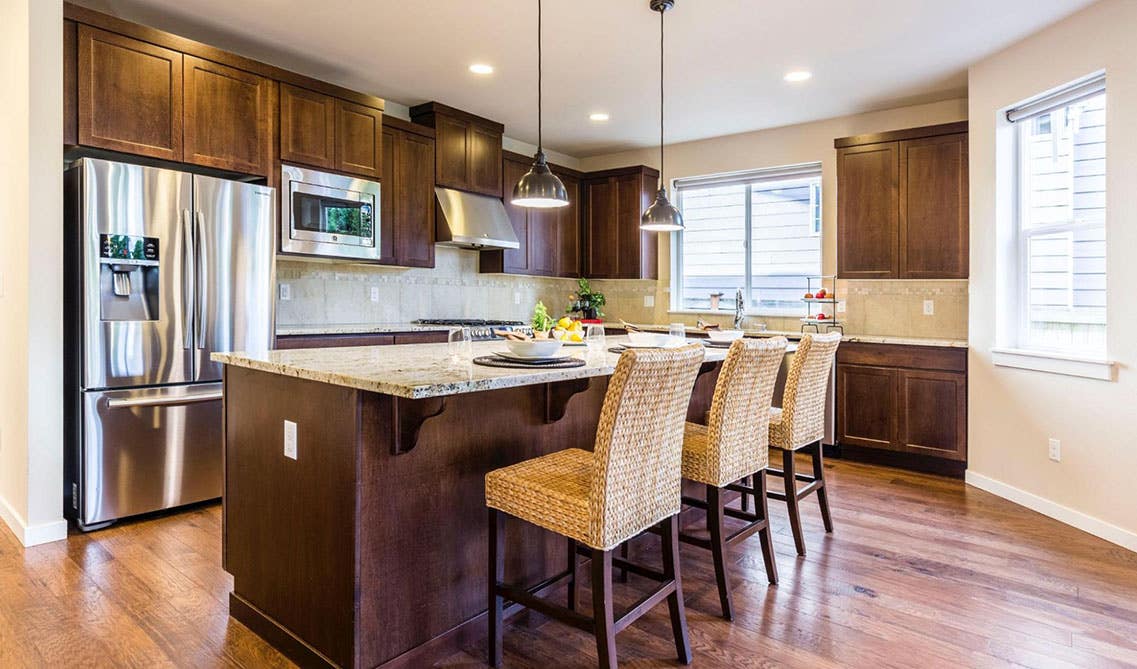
[837,364,897,449]
[837,142,899,278]
[335,100,383,179]
[501,157,531,273]
[377,127,398,264]
[183,56,273,176]
[279,83,335,169]
[897,369,967,461]
[585,178,618,278]
[900,133,968,279]
[395,130,436,268]
[557,174,581,277]
[77,26,183,161]
[529,208,558,276]
[434,116,469,190]
[468,125,503,196]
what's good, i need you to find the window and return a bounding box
[673,163,822,314]
[1008,75,1106,355]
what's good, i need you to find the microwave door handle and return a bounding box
[181,209,194,349]
[195,211,207,348]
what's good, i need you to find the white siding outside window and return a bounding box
[1015,88,1106,354]
[673,164,822,314]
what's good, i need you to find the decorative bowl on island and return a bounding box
[705,329,744,343]
[625,332,675,348]
[504,338,565,359]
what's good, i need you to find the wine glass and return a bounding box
[448,327,472,364]
[669,322,686,343]
[585,324,606,360]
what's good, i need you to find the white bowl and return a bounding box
[706,329,744,343]
[626,332,673,348]
[504,338,565,358]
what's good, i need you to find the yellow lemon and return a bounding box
[557,316,573,329]
[569,332,583,342]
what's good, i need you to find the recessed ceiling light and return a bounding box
[469,63,494,75]
[784,70,812,83]
[589,112,610,122]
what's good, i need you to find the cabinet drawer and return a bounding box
[392,331,449,345]
[837,342,965,372]
[276,334,395,349]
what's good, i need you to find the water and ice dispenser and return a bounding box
[99,233,160,321]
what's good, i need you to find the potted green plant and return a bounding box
[567,278,606,320]
[531,301,555,339]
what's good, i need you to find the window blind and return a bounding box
[1006,73,1105,123]
[674,162,822,192]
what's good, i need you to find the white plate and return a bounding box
[622,339,686,349]
[554,340,587,347]
[494,350,575,362]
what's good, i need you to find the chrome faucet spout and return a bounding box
[734,288,745,329]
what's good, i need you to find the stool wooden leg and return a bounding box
[591,548,617,669]
[783,448,807,556]
[661,515,693,664]
[488,508,504,667]
[567,537,579,611]
[706,485,734,621]
[740,474,751,512]
[617,542,629,583]
[811,441,834,533]
[755,470,779,584]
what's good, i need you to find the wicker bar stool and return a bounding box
[765,332,842,556]
[485,345,705,669]
[678,336,787,621]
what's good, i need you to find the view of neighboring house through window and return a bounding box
[673,164,822,314]
[1010,75,1106,354]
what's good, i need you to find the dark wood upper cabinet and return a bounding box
[835,122,968,279]
[182,55,273,176]
[77,25,183,161]
[410,102,504,197]
[836,142,898,279]
[481,153,580,278]
[836,343,967,464]
[899,133,969,279]
[381,118,436,268]
[335,100,383,180]
[583,166,659,280]
[64,20,78,145]
[279,83,336,169]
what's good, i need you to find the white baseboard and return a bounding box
[0,495,67,547]
[965,470,1137,553]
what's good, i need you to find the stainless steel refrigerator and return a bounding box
[65,158,275,530]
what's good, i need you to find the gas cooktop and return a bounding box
[414,319,525,326]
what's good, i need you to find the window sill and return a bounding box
[990,347,1117,381]
[668,308,806,318]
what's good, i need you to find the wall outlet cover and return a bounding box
[836,300,847,313]
[370,286,380,302]
[284,420,298,460]
[279,283,292,301]
[513,292,521,305]
[643,295,655,308]
[923,299,934,316]
[1048,438,1061,462]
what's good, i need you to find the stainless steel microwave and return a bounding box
[280,164,381,261]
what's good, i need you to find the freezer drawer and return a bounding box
[80,384,222,527]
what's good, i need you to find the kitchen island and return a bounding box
[214,338,775,669]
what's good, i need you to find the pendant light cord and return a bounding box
[537,0,543,152]
[659,7,665,189]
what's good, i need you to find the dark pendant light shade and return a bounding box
[513,0,569,209]
[641,0,683,231]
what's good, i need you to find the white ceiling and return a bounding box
[75,0,1095,157]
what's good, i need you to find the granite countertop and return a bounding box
[276,323,452,336]
[616,323,967,349]
[214,337,747,399]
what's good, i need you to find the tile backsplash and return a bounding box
[276,251,967,341]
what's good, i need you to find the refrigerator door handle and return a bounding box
[181,208,195,350]
[106,390,223,409]
[195,210,208,348]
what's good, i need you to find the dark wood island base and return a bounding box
[222,363,721,669]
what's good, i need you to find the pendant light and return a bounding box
[512,0,569,208]
[640,0,684,231]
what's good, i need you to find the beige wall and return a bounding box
[580,98,970,333]
[0,0,65,546]
[968,0,1137,548]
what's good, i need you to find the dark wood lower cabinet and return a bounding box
[836,343,967,471]
[274,331,447,350]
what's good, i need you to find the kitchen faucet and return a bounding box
[734,288,745,329]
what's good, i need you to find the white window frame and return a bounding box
[669,162,823,316]
[996,72,1115,380]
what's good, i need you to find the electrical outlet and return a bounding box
[369,286,380,302]
[284,420,297,460]
[1048,438,1061,462]
[513,291,521,305]
[923,299,934,316]
[643,295,655,308]
[836,300,847,313]
[279,283,292,301]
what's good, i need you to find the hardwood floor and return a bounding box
[2,458,1136,668]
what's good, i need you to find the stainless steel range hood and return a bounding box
[434,187,520,250]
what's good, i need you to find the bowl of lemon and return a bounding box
[552,317,587,345]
